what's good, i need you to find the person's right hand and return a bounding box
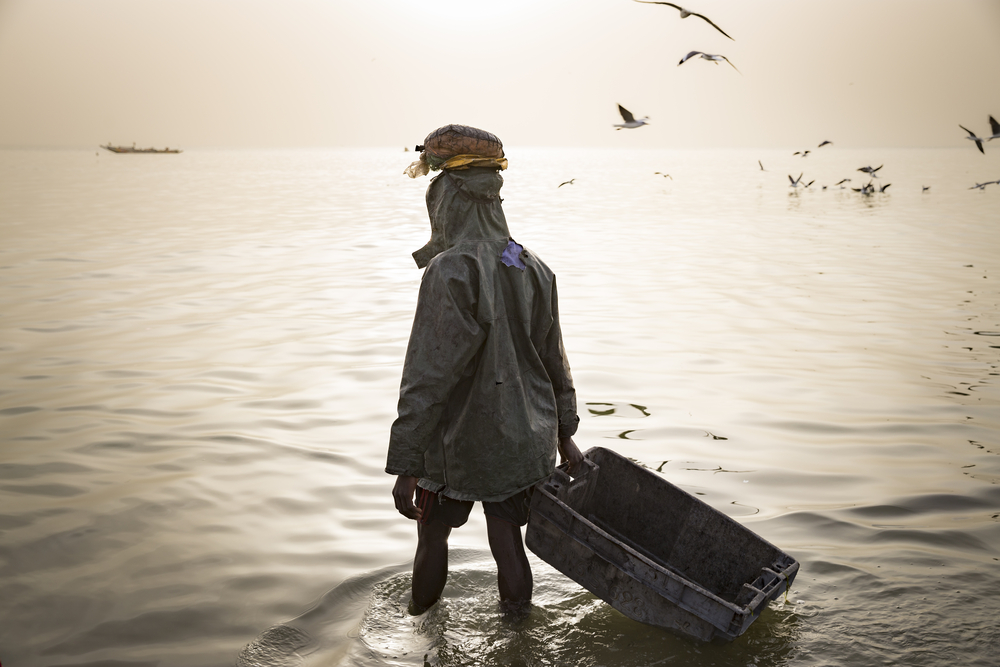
[392,475,422,520]
[558,436,585,476]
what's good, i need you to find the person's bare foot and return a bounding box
[408,596,432,616]
[498,598,532,622]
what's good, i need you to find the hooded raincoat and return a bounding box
[386,167,578,502]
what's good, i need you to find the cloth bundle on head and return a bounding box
[405,124,508,178]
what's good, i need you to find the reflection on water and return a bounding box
[1,147,999,667]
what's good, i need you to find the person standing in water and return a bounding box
[386,124,583,615]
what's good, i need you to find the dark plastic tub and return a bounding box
[525,446,798,641]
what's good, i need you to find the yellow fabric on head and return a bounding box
[405,153,508,179]
[441,154,508,172]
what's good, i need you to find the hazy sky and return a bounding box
[1,0,999,149]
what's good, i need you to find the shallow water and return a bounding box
[1,146,998,666]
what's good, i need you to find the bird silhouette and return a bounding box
[789,173,813,188]
[678,51,740,73]
[632,1,734,40]
[960,125,985,154]
[615,104,649,129]
[986,115,1000,141]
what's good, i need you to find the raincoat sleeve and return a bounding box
[539,276,579,439]
[386,258,487,478]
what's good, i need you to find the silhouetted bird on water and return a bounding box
[631,0,734,40]
[788,173,813,188]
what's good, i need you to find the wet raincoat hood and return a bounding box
[387,165,578,502]
[412,168,508,268]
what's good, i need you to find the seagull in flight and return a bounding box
[793,150,811,157]
[654,172,673,179]
[818,140,833,148]
[960,125,985,154]
[857,164,883,177]
[631,1,734,40]
[986,116,1000,141]
[615,104,649,130]
[678,51,740,73]
[558,178,575,188]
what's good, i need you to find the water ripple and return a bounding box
[1,147,998,667]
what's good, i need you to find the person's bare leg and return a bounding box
[486,515,532,607]
[411,520,451,614]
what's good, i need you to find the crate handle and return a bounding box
[543,457,600,499]
[557,455,599,481]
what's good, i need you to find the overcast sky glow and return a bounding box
[1,0,999,149]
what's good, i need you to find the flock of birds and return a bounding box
[783,157,895,195]
[558,2,999,194]
[558,0,1000,196]
[603,107,1000,193]
[771,115,1000,194]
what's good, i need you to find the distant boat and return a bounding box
[101,143,182,154]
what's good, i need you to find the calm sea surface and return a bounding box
[1,147,998,667]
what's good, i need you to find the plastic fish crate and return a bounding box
[525,446,798,641]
